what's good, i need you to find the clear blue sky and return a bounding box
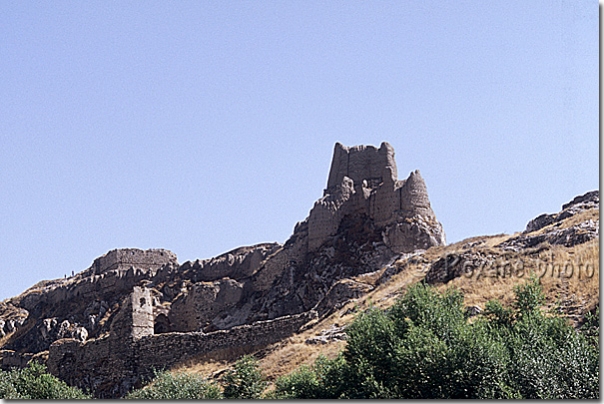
[0,1,598,301]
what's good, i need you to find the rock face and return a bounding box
[424,190,599,285]
[0,141,446,398]
[499,190,599,251]
[525,190,598,233]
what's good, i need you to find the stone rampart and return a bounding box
[91,248,177,275]
[136,310,317,380]
[326,142,397,192]
[46,286,317,398]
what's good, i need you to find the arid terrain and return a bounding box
[0,142,598,398]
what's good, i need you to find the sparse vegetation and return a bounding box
[221,355,267,399]
[125,370,221,399]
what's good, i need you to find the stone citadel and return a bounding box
[0,142,446,398]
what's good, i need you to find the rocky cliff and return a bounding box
[0,141,446,397]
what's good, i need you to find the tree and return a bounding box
[272,279,599,399]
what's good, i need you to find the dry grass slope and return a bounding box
[163,207,602,385]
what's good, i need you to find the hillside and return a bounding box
[180,190,599,384]
[0,142,598,398]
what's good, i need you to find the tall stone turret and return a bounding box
[109,286,154,341]
[399,170,435,219]
[326,142,398,193]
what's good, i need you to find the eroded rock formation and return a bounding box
[424,190,599,285]
[499,190,599,251]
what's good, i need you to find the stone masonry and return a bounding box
[89,248,178,276]
[47,286,317,398]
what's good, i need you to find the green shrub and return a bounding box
[221,355,267,399]
[513,276,545,316]
[125,370,221,399]
[273,278,598,399]
[0,361,90,399]
[580,306,599,345]
[272,364,320,399]
[272,354,347,399]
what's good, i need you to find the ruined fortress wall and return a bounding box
[399,170,435,218]
[43,286,157,397]
[311,142,406,250]
[48,335,138,399]
[326,142,397,191]
[308,201,340,252]
[92,248,177,275]
[308,176,356,251]
[370,167,401,226]
[47,303,316,398]
[136,311,317,377]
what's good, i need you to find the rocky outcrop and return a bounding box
[425,251,495,285]
[425,191,600,285]
[500,220,599,251]
[525,190,598,233]
[313,279,374,317]
[499,190,599,251]
[305,324,347,345]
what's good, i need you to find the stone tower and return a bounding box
[110,286,154,341]
[307,141,445,252]
[326,142,397,193]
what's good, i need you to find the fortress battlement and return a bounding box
[91,248,178,275]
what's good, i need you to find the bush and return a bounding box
[272,364,321,399]
[0,361,90,399]
[273,279,599,399]
[125,370,221,399]
[272,354,347,399]
[221,355,267,399]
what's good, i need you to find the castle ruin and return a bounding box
[0,141,446,398]
[308,141,445,251]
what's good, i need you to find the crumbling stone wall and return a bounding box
[46,287,153,396]
[136,310,316,382]
[90,248,177,275]
[168,278,244,332]
[326,142,397,193]
[46,287,316,398]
